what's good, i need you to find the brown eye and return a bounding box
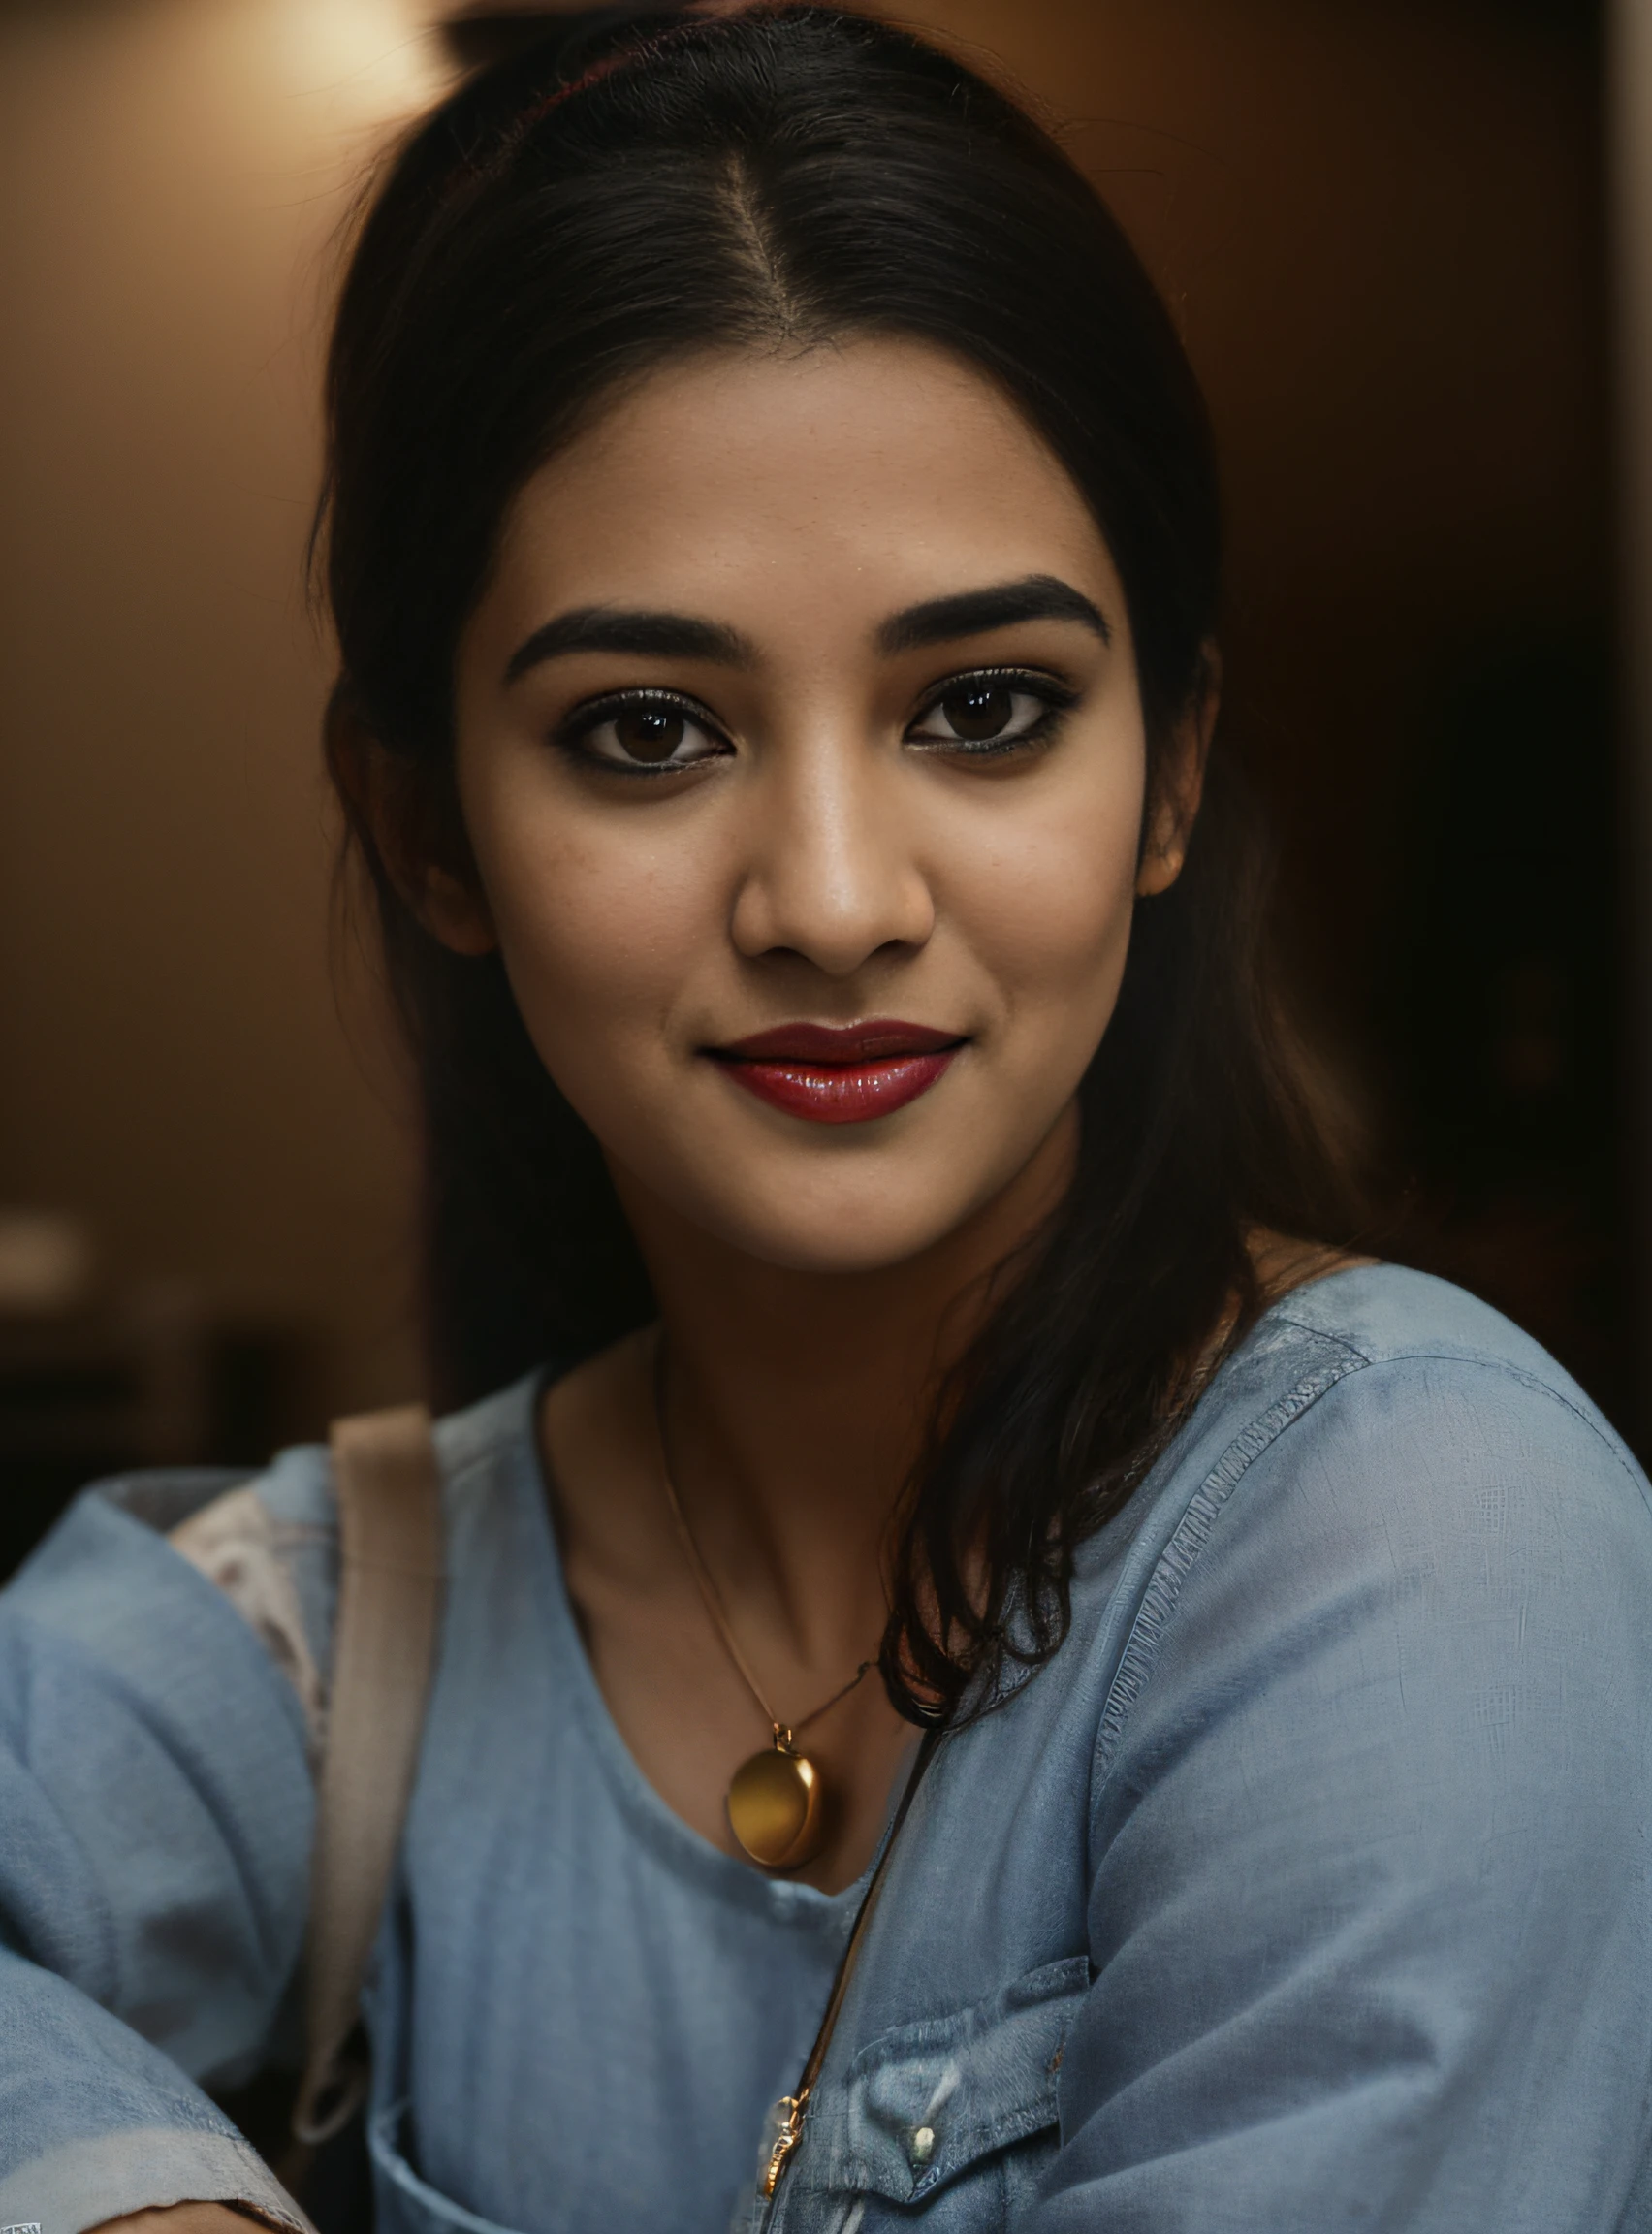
[938,686,1014,742]
[561,693,728,774]
[907,675,1070,755]
[614,706,686,762]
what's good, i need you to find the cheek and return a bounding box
[952,762,1146,1038]
[464,780,717,1078]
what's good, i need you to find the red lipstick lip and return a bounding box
[709,1019,968,1126]
[715,1019,964,1064]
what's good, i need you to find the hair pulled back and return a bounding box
[320,3,1358,1721]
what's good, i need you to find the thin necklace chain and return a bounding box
[651,1338,875,1743]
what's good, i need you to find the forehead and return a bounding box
[479,336,1119,638]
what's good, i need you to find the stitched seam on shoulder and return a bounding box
[1262,1336,1648,1512]
[1092,1345,1650,1801]
[1092,1352,1369,1786]
[1255,1309,1375,1367]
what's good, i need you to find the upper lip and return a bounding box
[713,1019,967,1064]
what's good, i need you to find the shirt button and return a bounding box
[911,2125,936,2166]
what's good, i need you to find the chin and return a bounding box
[734,1224,955,1278]
[685,1166,1006,1277]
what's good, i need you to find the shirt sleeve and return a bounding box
[0,1469,329,2233]
[1039,1351,1652,2232]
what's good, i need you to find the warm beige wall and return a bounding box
[0,0,1604,1422]
[0,0,449,1414]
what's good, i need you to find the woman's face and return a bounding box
[445,337,1194,1276]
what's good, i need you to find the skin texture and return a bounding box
[446,345,1187,1275]
[375,337,1213,1892]
[94,2211,255,2234]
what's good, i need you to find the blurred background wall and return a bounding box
[0,0,441,1552]
[0,0,1627,1562]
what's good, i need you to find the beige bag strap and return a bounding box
[290,1403,445,2147]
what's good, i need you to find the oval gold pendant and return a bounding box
[727,1740,825,1869]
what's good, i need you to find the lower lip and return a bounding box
[715,1048,961,1125]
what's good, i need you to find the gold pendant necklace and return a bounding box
[654,1347,875,1871]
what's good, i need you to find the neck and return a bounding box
[609,1108,1076,1665]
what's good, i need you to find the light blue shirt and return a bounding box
[1,1265,1649,2232]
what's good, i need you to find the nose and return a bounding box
[728,726,935,976]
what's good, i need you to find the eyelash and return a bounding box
[551,687,729,778]
[906,667,1079,759]
[550,668,1080,777]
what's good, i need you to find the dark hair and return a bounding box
[319,3,1361,1721]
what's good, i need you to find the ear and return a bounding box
[326,686,498,957]
[1136,643,1221,899]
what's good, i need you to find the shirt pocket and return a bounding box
[828,1955,1091,2217]
[368,2101,529,2234]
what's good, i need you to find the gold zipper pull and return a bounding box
[754,1730,944,2215]
[762,2089,810,2198]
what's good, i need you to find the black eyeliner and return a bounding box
[905,665,1082,758]
[549,686,730,777]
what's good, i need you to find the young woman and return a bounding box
[3,9,1649,2233]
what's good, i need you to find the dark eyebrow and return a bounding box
[503,606,756,686]
[876,574,1111,656]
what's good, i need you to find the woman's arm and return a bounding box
[1042,1352,1652,2231]
[98,2210,267,2234]
[0,1475,320,2232]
